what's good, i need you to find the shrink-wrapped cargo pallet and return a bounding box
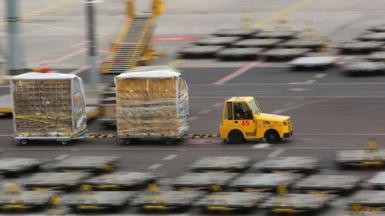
[11,72,87,144]
[115,66,189,140]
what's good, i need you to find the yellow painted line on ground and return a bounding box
[0,0,76,27]
[251,0,313,28]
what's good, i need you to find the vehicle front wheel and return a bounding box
[227,130,244,144]
[264,130,282,144]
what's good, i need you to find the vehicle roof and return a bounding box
[226,96,255,102]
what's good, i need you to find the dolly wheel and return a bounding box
[227,130,244,144]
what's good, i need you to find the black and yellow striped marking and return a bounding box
[191,134,220,139]
[88,133,116,139]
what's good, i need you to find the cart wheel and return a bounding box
[61,141,68,145]
[20,139,28,145]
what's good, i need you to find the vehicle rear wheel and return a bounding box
[227,130,244,144]
[265,130,281,144]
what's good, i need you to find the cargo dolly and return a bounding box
[0,157,42,177]
[178,45,224,58]
[260,48,309,61]
[349,190,385,212]
[253,30,299,40]
[342,61,385,77]
[260,190,335,214]
[48,156,120,173]
[338,41,384,54]
[367,172,385,189]
[189,156,252,172]
[233,38,283,48]
[290,56,341,70]
[366,51,385,62]
[21,171,90,191]
[369,24,385,32]
[280,39,326,50]
[133,190,204,212]
[229,173,303,192]
[0,185,56,212]
[357,32,385,42]
[172,172,238,192]
[63,191,135,212]
[293,174,361,195]
[254,156,319,174]
[193,36,241,46]
[196,192,271,213]
[216,48,263,60]
[81,171,158,191]
[336,140,385,168]
[212,28,258,38]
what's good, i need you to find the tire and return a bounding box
[264,130,282,144]
[20,139,28,145]
[227,130,245,144]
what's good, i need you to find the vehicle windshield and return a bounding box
[249,99,261,114]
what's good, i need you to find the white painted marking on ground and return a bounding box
[198,109,211,114]
[270,97,338,115]
[163,154,178,161]
[267,149,286,158]
[252,143,271,149]
[314,73,327,79]
[189,116,198,122]
[297,137,317,142]
[288,82,302,85]
[304,79,317,84]
[213,61,259,85]
[148,164,163,170]
[289,88,307,91]
[283,102,295,107]
[55,154,69,160]
[212,102,222,107]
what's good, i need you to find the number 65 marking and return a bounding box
[241,121,250,126]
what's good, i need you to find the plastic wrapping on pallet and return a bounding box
[11,72,87,139]
[115,66,189,138]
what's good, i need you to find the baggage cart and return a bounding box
[213,29,258,38]
[22,171,90,191]
[172,172,238,192]
[133,191,204,211]
[367,172,385,189]
[196,192,271,212]
[63,191,135,212]
[216,48,263,60]
[81,171,158,190]
[349,190,385,211]
[0,190,56,211]
[293,174,361,194]
[189,156,252,172]
[48,155,120,173]
[254,156,319,173]
[193,36,240,46]
[0,157,42,177]
[229,173,303,192]
[260,193,335,214]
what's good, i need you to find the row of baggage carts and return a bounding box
[0,144,385,215]
[178,25,385,76]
